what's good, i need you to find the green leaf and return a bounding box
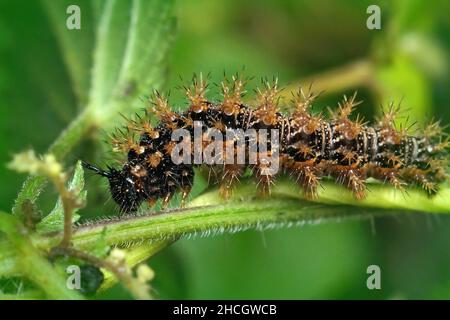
[40,0,96,105]
[89,0,176,125]
[37,161,86,233]
[376,52,431,125]
[89,0,131,109]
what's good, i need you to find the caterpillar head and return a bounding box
[82,161,143,213]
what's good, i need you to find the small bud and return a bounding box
[136,264,155,283]
[43,154,63,178]
[109,248,127,263]
[8,149,40,174]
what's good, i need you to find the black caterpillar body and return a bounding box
[83,75,449,213]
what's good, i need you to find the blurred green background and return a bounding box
[0,0,449,299]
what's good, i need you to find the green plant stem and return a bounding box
[1,202,369,277]
[35,185,448,250]
[0,212,83,300]
[3,180,449,278]
[2,181,449,299]
[283,59,378,98]
[48,170,83,248]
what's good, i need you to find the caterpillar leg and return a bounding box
[219,164,245,199]
[286,159,321,200]
[400,167,437,195]
[147,198,157,209]
[180,186,192,208]
[330,165,367,200]
[366,165,407,193]
[252,161,276,197]
[179,166,194,208]
[162,192,175,209]
[205,165,220,185]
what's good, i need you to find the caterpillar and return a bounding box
[83,74,449,213]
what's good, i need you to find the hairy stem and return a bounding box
[28,180,449,252]
[2,180,448,281]
[25,184,442,249]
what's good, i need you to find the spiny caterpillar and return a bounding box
[83,74,449,213]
